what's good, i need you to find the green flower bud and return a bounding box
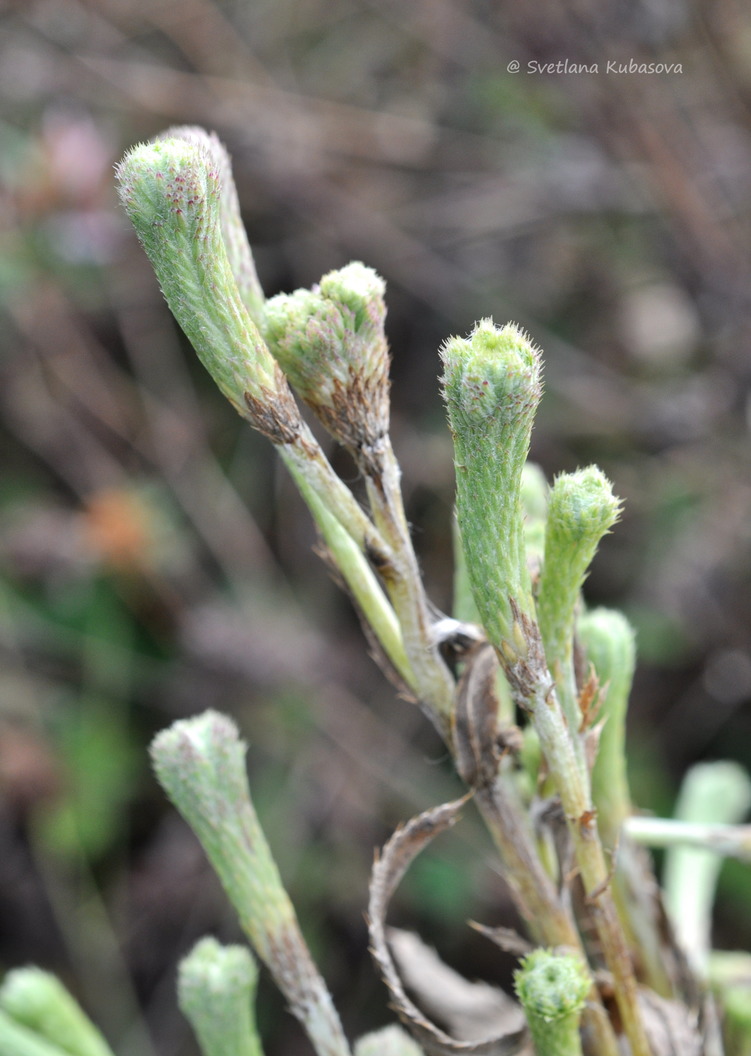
[150,711,350,1056]
[116,137,299,441]
[440,321,542,652]
[150,711,296,954]
[514,949,589,1056]
[0,969,113,1056]
[537,466,621,733]
[177,938,263,1056]
[263,262,390,462]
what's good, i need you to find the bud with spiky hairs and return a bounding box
[117,135,412,693]
[264,262,390,468]
[150,711,351,1056]
[115,136,299,443]
[536,466,621,737]
[177,938,264,1056]
[514,949,589,1056]
[440,320,542,655]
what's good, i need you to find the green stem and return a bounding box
[626,816,751,862]
[579,609,675,998]
[580,608,634,847]
[503,638,652,1056]
[361,436,455,732]
[283,449,413,688]
[277,430,391,564]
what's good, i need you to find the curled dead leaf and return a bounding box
[368,797,529,1056]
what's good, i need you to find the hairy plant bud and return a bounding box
[264,262,390,461]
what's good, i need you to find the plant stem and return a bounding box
[278,432,391,566]
[474,781,620,1056]
[0,1010,70,1056]
[626,816,751,862]
[284,451,413,688]
[360,435,455,733]
[580,608,635,847]
[502,624,652,1056]
[580,609,674,998]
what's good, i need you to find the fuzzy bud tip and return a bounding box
[115,137,219,239]
[514,948,589,1021]
[548,465,621,542]
[440,320,542,427]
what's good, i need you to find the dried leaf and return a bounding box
[388,928,525,1041]
[468,924,534,960]
[577,665,603,732]
[583,719,605,775]
[355,1024,426,1056]
[696,992,725,1056]
[638,989,703,1056]
[620,840,703,1008]
[531,796,575,898]
[368,798,529,1056]
[453,643,501,788]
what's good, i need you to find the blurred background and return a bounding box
[1,1,751,1053]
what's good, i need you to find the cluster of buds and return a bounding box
[111,126,738,1056]
[264,261,390,469]
[116,132,389,466]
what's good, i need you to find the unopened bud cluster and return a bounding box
[264,261,390,459]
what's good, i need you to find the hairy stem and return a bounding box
[361,436,455,732]
[503,629,652,1056]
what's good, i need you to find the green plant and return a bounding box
[2,125,749,1056]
